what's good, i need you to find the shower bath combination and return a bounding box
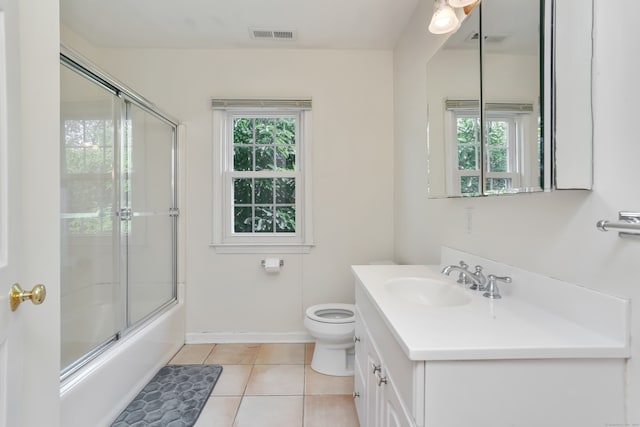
[59,47,184,426]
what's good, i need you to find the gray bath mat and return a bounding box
[111,364,223,427]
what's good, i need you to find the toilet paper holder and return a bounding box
[261,259,284,267]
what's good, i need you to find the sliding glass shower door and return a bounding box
[60,64,122,373]
[60,57,178,378]
[125,103,177,325]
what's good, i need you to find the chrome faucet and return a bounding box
[442,264,484,289]
[483,275,512,299]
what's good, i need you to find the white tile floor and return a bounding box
[168,343,360,427]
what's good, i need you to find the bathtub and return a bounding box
[60,284,185,427]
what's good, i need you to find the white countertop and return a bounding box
[352,264,630,361]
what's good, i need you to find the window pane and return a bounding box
[83,120,104,144]
[488,149,508,172]
[65,147,85,173]
[85,146,107,173]
[486,178,511,192]
[487,121,508,147]
[256,118,275,144]
[276,118,295,145]
[275,178,295,204]
[65,120,84,145]
[234,207,253,233]
[254,178,274,204]
[234,118,254,145]
[255,146,274,171]
[67,219,82,234]
[275,145,296,171]
[254,207,274,232]
[275,207,296,232]
[103,147,114,172]
[458,146,478,170]
[456,117,479,144]
[233,178,252,204]
[461,176,480,195]
[234,146,253,171]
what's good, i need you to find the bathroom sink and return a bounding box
[384,277,472,307]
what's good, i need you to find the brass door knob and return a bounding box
[10,283,46,312]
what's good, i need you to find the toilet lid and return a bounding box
[306,303,355,324]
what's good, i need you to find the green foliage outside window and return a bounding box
[232,116,297,234]
[461,176,480,195]
[486,120,508,173]
[456,117,479,171]
[456,116,512,195]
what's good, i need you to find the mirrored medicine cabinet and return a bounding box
[426,0,593,198]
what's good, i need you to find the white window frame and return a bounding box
[211,101,314,254]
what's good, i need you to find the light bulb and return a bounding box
[447,0,477,7]
[428,0,459,34]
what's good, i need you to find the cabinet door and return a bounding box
[366,350,382,427]
[354,357,367,426]
[354,308,369,426]
[380,377,413,427]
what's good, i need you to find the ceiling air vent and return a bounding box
[250,28,297,41]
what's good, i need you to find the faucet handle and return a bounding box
[469,265,487,291]
[456,261,471,284]
[483,275,512,299]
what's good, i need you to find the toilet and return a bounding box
[304,303,356,376]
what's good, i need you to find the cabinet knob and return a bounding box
[376,373,388,386]
[353,391,360,399]
[354,335,360,343]
[371,363,381,374]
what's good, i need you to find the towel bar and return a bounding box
[596,211,640,237]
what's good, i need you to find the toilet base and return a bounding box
[310,342,355,377]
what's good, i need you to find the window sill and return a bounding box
[209,243,314,254]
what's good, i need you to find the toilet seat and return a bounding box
[305,303,355,324]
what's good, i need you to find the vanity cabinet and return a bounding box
[353,269,627,427]
[354,309,413,427]
[355,284,423,427]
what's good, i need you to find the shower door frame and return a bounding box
[60,46,179,382]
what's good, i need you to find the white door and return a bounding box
[0,0,60,426]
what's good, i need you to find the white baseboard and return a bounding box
[186,331,314,344]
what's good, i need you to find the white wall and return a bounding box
[394,0,640,423]
[58,36,396,339]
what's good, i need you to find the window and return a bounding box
[211,99,313,253]
[445,101,532,196]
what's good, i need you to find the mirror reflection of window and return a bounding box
[426,0,544,198]
[446,101,534,196]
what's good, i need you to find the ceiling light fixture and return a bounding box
[428,0,459,34]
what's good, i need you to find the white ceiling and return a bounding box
[60,0,420,50]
